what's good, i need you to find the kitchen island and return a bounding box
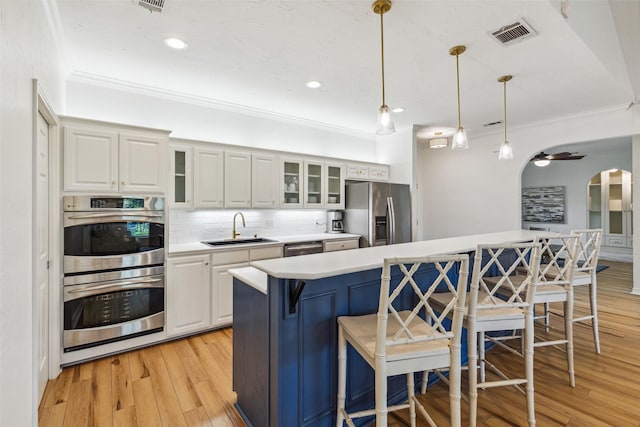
[230,230,546,427]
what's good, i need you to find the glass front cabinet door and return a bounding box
[169,145,192,208]
[325,162,345,209]
[280,158,303,208]
[304,160,323,208]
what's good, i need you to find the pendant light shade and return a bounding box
[498,75,513,160]
[449,45,468,150]
[373,0,395,135]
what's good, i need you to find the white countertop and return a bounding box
[241,230,555,282]
[168,233,360,255]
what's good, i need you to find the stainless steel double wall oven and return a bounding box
[63,196,165,352]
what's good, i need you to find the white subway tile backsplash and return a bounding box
[168,209,330,244]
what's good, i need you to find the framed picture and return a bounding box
[521,186,565,223]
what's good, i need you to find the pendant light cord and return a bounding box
[456,53,461,129]
[380,12,386,106]
[503,80,507,143]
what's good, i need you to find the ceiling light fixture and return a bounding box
[534,159,550,167]
[305,80,322,89]
[429,132,448,148]
[498,75,513,160]
[449,45,468,150]
[164,38,188,50]
[373,0,395,135]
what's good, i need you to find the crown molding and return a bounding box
[68,71,375,140]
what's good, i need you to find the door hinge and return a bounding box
[47,260,50,269]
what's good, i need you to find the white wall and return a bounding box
[521,139,632,234]
[0,1,66,425]
[418,106,640,240]
[66,79,378,162]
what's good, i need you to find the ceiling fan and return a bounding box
[530,151,585,167]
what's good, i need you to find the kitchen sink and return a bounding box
[202,237,276,247]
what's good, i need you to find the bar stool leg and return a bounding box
[589,275,601,354]
[468,326,478,427]
[336,327,346,427]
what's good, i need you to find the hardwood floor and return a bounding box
[40,261,640,427]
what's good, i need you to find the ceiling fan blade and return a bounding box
[552,155,585,160]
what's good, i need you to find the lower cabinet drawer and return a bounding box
[250,245,283,260]
[323,239,359,252]
[605,236,626,247]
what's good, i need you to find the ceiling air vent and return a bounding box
[490,19,538,47]
[138,0,164,13]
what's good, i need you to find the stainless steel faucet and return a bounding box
[232,211,246,239]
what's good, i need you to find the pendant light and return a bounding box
[373,0,395,135]
[449,45,468,150]
[498,75,514,160]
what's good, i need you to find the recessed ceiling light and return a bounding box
[164,38,188,50]
[305,80,322,89]
[392,107,404,113]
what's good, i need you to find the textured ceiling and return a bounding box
[55,0,638,137]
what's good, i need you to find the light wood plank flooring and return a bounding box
[40,261,640,427]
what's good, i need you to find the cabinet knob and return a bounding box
[121,181,125,186]
[205,262,209,266]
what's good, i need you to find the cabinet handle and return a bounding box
[112,181,116,185]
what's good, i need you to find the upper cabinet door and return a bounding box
[194,147,224,208]
[119,133,166,193]
[325,162,345,209]
[280,158,303,208]
[304,160,324,208]
[224,151,252,208]
[64,127,119,192]
[252,153,278,208]
[169,145,193,208]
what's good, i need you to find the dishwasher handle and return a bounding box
[283,241,324,257]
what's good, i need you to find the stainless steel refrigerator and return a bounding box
[344,182,411,247]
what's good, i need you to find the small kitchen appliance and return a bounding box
[327,210,344,233]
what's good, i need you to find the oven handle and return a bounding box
[67,212,164,219]
[64,278,164,301]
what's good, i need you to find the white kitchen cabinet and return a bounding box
[323,238,359,252]
[588,169,633,248]
[211,262,246,328]
[325,162,345,209]
[280,157,304,208]
[194,146,224,208]
[166,254,211,337]
[304,160,324,208]
[346,163,369,180]
[252,153,278,208]
[210,245,283,328]
[225,151,252,208]
[346,162,390,182]
[64,120,167,193]
[169,144,193,208]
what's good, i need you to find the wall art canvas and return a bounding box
[522,186,565,223]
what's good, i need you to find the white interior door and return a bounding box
[36,112,49,402]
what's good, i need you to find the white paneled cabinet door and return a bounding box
[119,133,165,193]
[169,145,193,208]
[252,153,278,208]
[325,162,345,209]
[211,262,247,328]
[224,151,252,208]
[166,255,211,337]
[64,126,118,192]
[194,147,224,208]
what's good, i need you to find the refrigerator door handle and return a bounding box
[387,196,396,244]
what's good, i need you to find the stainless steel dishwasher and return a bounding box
[283,241,324,257]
